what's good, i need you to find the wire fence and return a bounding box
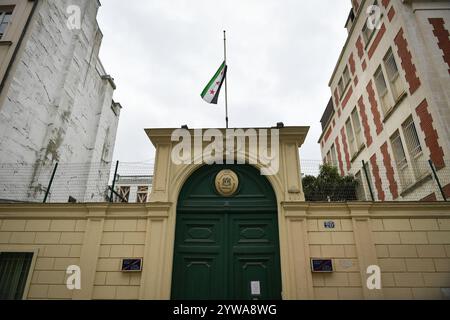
[0,159,448,204]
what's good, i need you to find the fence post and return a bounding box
[43,162,58,203]
[428,160,447,202]
[110,161,119,203]
[362,160,375,202]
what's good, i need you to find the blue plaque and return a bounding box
[311,259,333,272]
[121,258,143,272]
[324,221,335,229]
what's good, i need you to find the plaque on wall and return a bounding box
[215,170,239,197]
[121,258,143,272]
[311,259,333,273]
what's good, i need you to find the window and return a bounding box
[374,48,407,118]
[338,78,344,97]
[374,67,390,114]
[390,117,427,192]
[136,186,148,203]
[343,67,351,89]
[0,252,33,300]
[390,130,414,188]
[402,116,427,178]
[362,20,374,45]
[346,119,357,156]
[338,67,351,97]
[330,144,338,168]
[351,108,363,149]
[117,186,130,203]
[362,1,379,45]
[345,108,365,159]
[383,49,404,101]
[0,8,13,40]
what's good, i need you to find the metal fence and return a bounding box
[0,159,448,204]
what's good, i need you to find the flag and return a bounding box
[201,61,228,104]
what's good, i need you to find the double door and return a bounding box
[171,212,282,300]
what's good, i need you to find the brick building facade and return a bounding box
[319,0,450,201]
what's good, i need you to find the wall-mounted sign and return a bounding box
[311,259,333,273]
[250,281,261,296]
[324,221,335,229]
[215,169,239,197]
[121,258,143,272]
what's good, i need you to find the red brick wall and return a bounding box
[394,28,421,95]
[388,6,396,22]
[352,0,360,13]
[335,137,344,176]
[324,126,332,143]
[358,96,373,147]
[334,88,340,109]
[416,99,445,170]
[349,53,356,75]
[341,127,351,171]
[381,142,399,200]
[428,18,450,74]
[356,36,364,60]
[370,154,386,201]
[421,193,437,202]
[342,86,353,109]
[366,81,383,135]
[362,59,367,71]
[368,24,387,60]
[444,184,450,198]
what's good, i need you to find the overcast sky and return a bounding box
[97,0,350,164]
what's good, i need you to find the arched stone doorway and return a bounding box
[171,164,282,300]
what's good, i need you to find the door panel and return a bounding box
[172,213,281,300]
[172,214,226,300]
[230,214,282,300]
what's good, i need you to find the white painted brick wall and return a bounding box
[0,0,120,203]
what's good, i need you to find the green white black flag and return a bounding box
[201,61,228,104]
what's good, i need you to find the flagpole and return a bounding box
[223,30,229,129]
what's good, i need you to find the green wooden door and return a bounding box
[171,164,282,300]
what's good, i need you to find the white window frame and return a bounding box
[351,108,364,150]
[346,118,357,156]
[345,108,365,159]
[390,130,414,190]
[0,8,14,40]
[374,66,392,115]
[401,116,427,180]
[383,48,405,102]
[330,144,338,168]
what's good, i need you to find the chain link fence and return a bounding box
[0,160,448,204]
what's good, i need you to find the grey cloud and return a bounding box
[97,0,350,163]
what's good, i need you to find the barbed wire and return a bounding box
[0,160,448,203]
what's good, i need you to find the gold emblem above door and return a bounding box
[215,169,239,197]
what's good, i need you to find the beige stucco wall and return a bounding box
[0,202,449,300]
[1,127,449,300]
